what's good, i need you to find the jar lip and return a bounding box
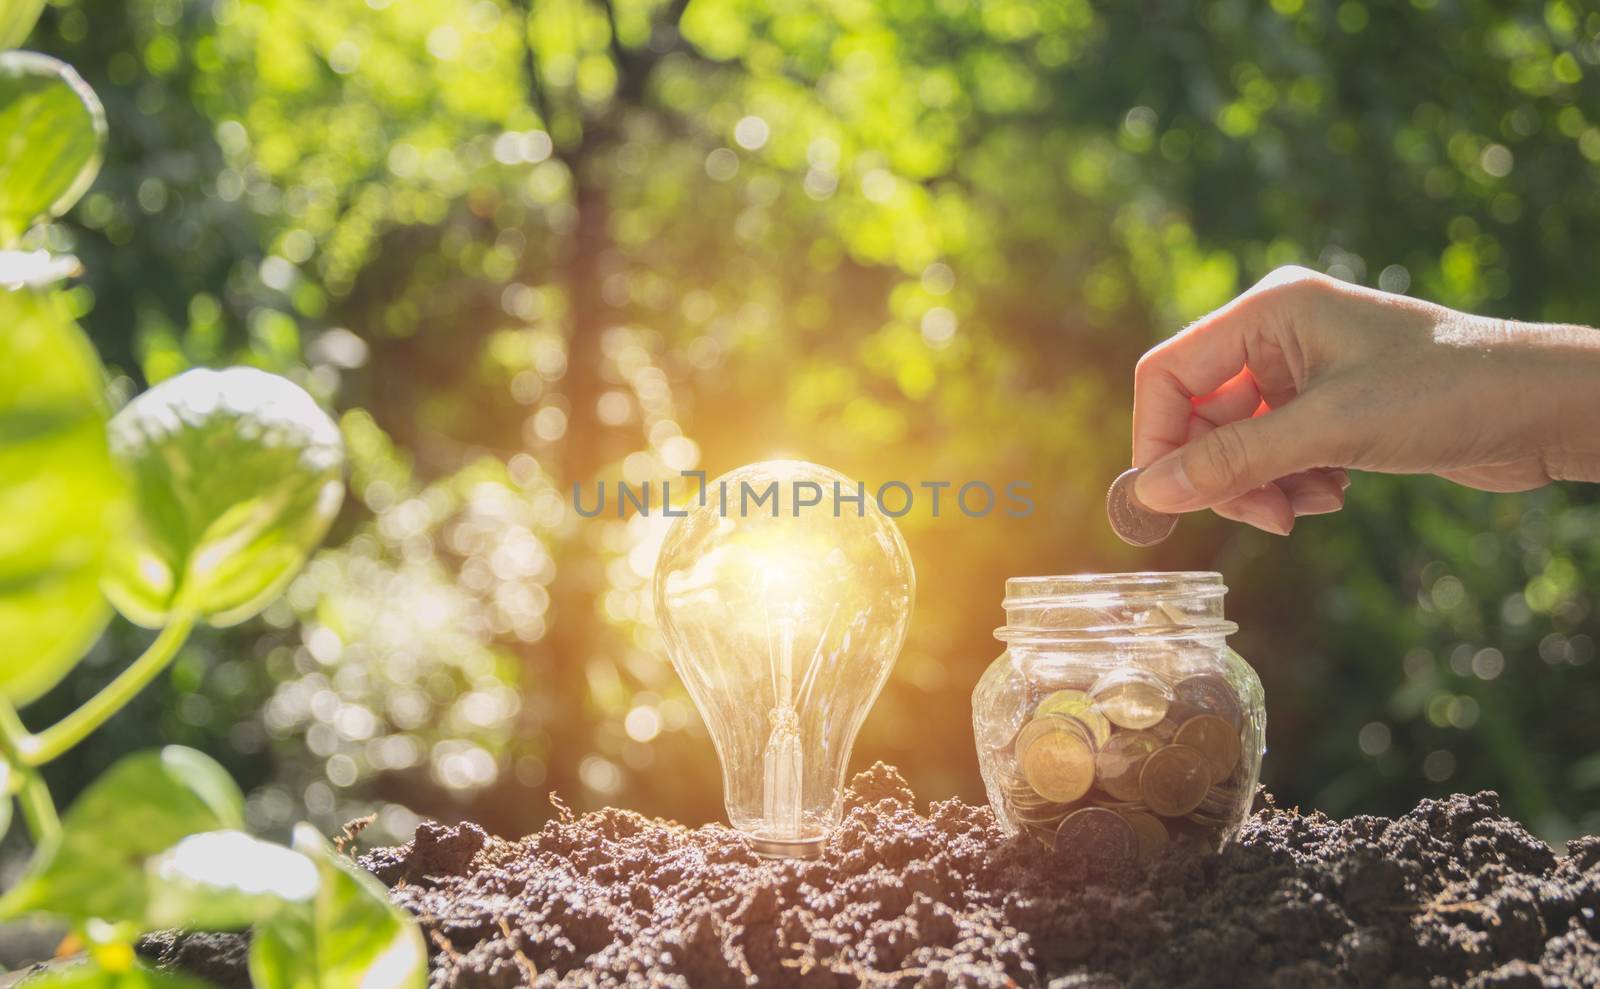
[998,570,1234,641]
[994,622,1239,644]
[1003,571,1223,603]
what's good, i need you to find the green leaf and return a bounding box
[0,51,105,244]
[102,367,345,629]
[0,1,45,51]
[144,830,320,930]
[248,824,426,989]
[0,284,124,703]
[0,248,80,286]
[16,959,216,989]
[0,760,12,842]
[0,747,244,923]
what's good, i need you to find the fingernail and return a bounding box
[1291,491,1342,516]
[1244,507,1293,536]
[1134,455,1195,512]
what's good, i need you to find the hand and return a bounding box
[1130,266,1600,535]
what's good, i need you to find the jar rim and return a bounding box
[1003,571,1223,601]
[997,570,1236,641]
[993,624,1238,644]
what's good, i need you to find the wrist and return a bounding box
[1511,321,1600,482]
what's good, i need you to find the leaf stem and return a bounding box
[0,699,59,845]
[0,698,29,754]
[15,770,58,847]
[20,609,197,766]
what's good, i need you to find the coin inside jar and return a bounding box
[1191,779,1247,824]
[1089,668,1172,730]
[1139,744,1211,817]
[1020,722,1097,804]
[1134,645,1187,681]
[1002,779,1053,813]
[1118,811,1170,864]
[1171,673,1244,727]
[1106,467,1178,547]
[1035,688,1090,718]
[1035,689,1112,745]
[1197,780,1244,811]
[1094,730,1161,802]
[1054,806,1138,864]
[1015,713,1092,760]
[1023,820,1060,850]
[1145,715,1180,743]
[1173,714,1242,783]
[1014,803,1073,826]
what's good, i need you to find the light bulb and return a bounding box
[652,460,915,857]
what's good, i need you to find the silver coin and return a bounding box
[1170,673,1243,728]
[1106,468,1177,547]
[1054,806,1139,864]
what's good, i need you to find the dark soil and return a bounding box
[144,764,1600,988]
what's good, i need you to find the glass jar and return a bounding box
[971,572,1265,863]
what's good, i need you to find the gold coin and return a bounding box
[1054,806,1138,863]
[1013,796,1070,816]
[1008,794,1054,814]
[1005,778,1049,797]
[1035,691,1111,745]
[1171,674,1243,727]
[1138,744,1210,817]
[998,774,1035,798]
[1086,794,1142,812]
[1022,730,1096,804]
[1173,715,1242,783]
[1014,713,1093,761]
[1146,716,1180,743]
[1089,669,1172,730]
[1094,730,1161,802]
[1013,804,1072,826]
[1118,811,1169,864]
[1035,689,1089,718]
[1078,710,1112,747]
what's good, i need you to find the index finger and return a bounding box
[1132,304,1256,468]
[1131,268,1310,467]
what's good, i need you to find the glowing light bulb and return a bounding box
[652,460,915,857]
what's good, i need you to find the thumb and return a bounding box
[1134,400,1336,513]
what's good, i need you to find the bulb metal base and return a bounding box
[747,834,825,859]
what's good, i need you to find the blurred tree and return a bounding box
[19,0,1600,841]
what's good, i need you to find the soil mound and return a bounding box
[145,763,1600,987]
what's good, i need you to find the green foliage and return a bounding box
[143,829,319,931]
[0,752,421,986]
[0,281,123,703]
[18,0,1600,856]
[0,17,409,985]
[0,50,103,244]
[103,367,345,629]
[249,824,427,989]
[0,758,12,839]
[0,746,243,923]
[0,0,45,51]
